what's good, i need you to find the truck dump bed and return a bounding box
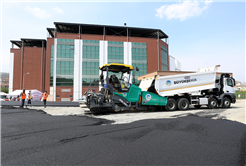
[140,71,217,97]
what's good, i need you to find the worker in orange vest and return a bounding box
[20,89,26,108]
[41,91,48,108]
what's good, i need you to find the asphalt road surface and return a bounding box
[2,106,246,165]
[1,101,79,107]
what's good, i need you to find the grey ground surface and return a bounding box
[1,103,246,165]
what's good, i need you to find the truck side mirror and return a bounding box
[232,78,236,87]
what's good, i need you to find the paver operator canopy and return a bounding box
[100,63,133,73]
[99,63,134,92]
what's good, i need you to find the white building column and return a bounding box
[53,38,57,101]
[99,41,108,89]
[124,42,132,83]
[79,40,83,99]
[9,53,14,93]
[73,39,83,101]
[99,41,108,67]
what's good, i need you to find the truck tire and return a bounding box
[165,98,177,111]
[208,97,217,109]
[194,105,201,109]
[177,98,189,110]
[222,97,231,108]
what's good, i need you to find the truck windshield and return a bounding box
[226,79,233,87]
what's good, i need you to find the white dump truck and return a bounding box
[139,65,236,110]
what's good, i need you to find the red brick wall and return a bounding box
[54,86,99,101]
[55,86,73,101]
[45,38,54,94]
[82,86,99,94]
[11,48,21,91]
[22,47,45,91]
[56,33,80,39]
[11,47,46,92]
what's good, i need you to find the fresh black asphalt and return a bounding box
[1,107,246,165]
[1,101,79,107]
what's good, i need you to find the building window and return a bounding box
[108,41,124,64]
[83,40,99,43]
[82,40,99,86]
[56,39,74,86]
[132,42,147,85]
[69,95,73,97]
[56,95,60,97]
[161,45,168,71]
[108,41,124,78]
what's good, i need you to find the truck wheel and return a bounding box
[165,98,177,111]
[222,97,231,108]
[208,97,217,109]
[194,105,201,109]
[178,98,189,110]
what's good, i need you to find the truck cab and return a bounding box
[224,77,235,94]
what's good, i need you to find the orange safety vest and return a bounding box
[43,94,48,100]
[21,93,26,99]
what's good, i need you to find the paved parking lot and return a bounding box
[1,100,246,165]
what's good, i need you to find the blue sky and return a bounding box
[1,1,245,82]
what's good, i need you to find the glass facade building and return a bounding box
[108,41,124,78]
[10,22,173,102]
[161,45,168,71]
[82,40,99,86]
[50,39,170,101]
[132,43,147,85]
[51,40,152,87]
[56,39,74,86]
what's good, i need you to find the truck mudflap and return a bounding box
[231,93,236,103]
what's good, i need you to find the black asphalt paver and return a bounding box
[2,108,246,165]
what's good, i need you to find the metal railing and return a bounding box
[236,92,246,99]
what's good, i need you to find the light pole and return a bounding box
[23,72,29,89]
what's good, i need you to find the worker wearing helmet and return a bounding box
[20,89,26,108]
[42,91,48,108]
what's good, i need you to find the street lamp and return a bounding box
[23,72,29,89]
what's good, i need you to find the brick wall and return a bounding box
[11,48,21,91]
[22,47,45,91]
[45,38,54,94]
[11,46,46,92]
[55,86,74,101]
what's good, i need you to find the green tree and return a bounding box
[1,87,8,93]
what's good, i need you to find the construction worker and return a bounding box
[27,90,32,107]
[41,91,48,108]
[20,89,26,108]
